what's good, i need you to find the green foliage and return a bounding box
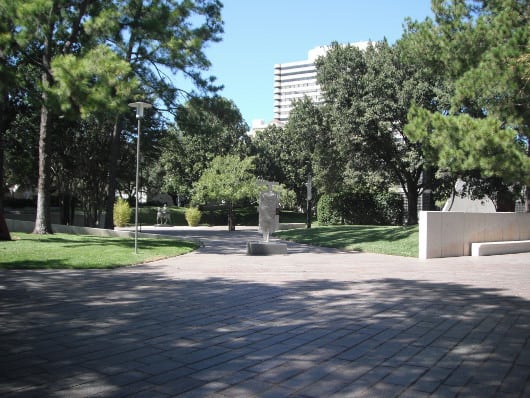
[316,195,342,225]
[253,99,325,206]
[192,155,257,206]
[256,182,297,210]
[317,191,404,226]
[281,98,321,202]
[50,45,138,118]
[278,186,297,210]
[376,192,406,226]
[314,40,446,224]
[406,106,530,184]
[403,0,530,206]
[253,124,287,184]
[185,207,202,227]
[198,205,257,226]
[159,97,251,201]
[192,154,257,230]
[113,198,132,227]
[1,0,225,232]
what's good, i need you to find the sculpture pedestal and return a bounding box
[247,241,288,255]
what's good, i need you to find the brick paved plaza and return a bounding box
[1,227,529,397]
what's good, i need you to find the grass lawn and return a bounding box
[0,233,198,270]
[276,225,419,257]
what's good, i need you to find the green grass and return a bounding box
[276,225,419,257]
[0,233,198,269]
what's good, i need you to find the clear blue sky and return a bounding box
[197,1,434,127]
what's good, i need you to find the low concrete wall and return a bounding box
[419,211,530,259]
[472,240,530,256]
[5,219,189,241]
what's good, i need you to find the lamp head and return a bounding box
[128,101,152,119]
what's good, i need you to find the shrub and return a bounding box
[4,197,36,208]
[317,191,404,226]
[185,207,202,227]
[375,192,404,226]
[317,194,343,225]
[113,198,132,227]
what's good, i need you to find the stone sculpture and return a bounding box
[258,180,279,242]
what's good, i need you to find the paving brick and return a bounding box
[410,366,452,393]
[499,364,530,394]
[152,376,204,395]
[1,228,529,397]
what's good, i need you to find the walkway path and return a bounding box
[1,226,529,397]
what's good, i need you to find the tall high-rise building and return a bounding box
[273,42,369,125]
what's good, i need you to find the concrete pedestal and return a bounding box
[247,241,288,255]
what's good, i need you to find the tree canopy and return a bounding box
[0,0,224,232]
[192,155,257,230]
[158,96,250,204]
[314,40,446,224]
[404,0,530,209]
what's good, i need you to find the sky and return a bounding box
[191,0,434,127]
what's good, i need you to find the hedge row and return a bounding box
[317,191,404,226]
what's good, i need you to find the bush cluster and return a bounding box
[113,198,132,227]
[185,207,202,227]
[317,191,403,226]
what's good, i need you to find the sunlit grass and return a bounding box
[0,233,198,269]
[276,225,419,257]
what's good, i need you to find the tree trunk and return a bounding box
[104,119,121,229]
[0,210,10,241]
[526,141,530,212]
[228,202,235,231]
[60,191,75,225]
[422,166,435,211]
[406,181,419,226]
[0,93,5,213]
[33,100,53,234]
[0,120,10,240]
[0,91,10,240]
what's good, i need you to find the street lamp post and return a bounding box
[305,174,312,229]
[128,101,152,254]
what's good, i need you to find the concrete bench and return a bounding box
[471,240,530,256]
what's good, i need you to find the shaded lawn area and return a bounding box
[276,225,419,257]
[0,233,198,269]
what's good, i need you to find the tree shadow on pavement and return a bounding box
[0,269,529,397]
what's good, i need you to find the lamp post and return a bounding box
[305,174,312,229]
[128,101,152,254]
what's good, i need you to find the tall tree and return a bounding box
[159,96,250,203]
[281,98,319,205]
[2,0,223,232]
[253,124,287,186]
[6,0,88,233]
[315,41,444,224]
[192,155,257,231]
[101,0,224,229]
[2,0,138,233]
[253,98,329,207]
[404,0,530,210]
[0,5,16,240]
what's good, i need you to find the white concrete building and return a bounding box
[247,119,269,138]
[273,42,369,125]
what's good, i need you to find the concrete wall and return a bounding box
[419,211,530,259]
[5,219,190,242]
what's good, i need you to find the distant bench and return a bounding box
[471,240,530,256]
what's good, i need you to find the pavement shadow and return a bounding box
[138,227,345,255]
[1,270,529,397]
